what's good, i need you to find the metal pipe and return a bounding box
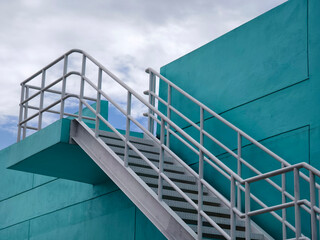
[281,162,287,240]
[124,91,131,167]
[79,55,86,121]
[17,84,25,142]
[60,55,68,119]
[23,86,30,139]
[245,182,251,240]
[38,70,46,130]
[230,176,236,240]
[158,119,165,201]
[294,168,301,239]
[309,171,317,240]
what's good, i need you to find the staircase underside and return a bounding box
[4,118,109,184]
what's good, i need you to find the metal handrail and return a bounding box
[17,49,320,239]
[146,67,320,239]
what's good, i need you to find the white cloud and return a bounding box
[0,0,287,137]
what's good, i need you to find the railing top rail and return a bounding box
[244,162,320,184]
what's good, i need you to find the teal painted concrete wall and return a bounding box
[159,0,320,238]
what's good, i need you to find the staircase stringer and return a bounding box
[70,119,197,240]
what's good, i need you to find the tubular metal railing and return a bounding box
[17,49,320,240]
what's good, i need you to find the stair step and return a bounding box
[101,136,160,154]
[130,165,196,184]
[128,158,185,174]
[176,211,245,229]
[189,225,264,240]
[164,199,231,217]
[108,145,174,164]
[140,175,210,195]
[150,187,218,206]
[98,130,154,146]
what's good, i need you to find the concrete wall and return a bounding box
[0,169,165,239]
[159,0,320,238]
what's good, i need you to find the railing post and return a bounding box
[79,54,86,121]
[245,182,251,240]
[309,171,317,240]
[197,107,204,240]
[147,72,156,134]
[166,85,171,147]
[95,68,102,138]
[60,55,68,119]
[23,86,30,139]
[38,70,46,130]
[281,162,287,240]
[124,91,132,167]
[158,118,165,200]
[294,168,301,239]
[230,176,236,240]
[237,132,242,211]
[17,83,25,142]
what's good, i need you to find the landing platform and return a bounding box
[1,119,110,185]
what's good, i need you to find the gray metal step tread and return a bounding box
[140,175,210,195]
[108,145,174,164]
[150,187,219,205]
[189,225,264,240]
[98,130,154,146]
[175,211,245,228]
[101,136,160,154]
[128,158,185,174]
[130,165,196,183]
[164,199,231,218]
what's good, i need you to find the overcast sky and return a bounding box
[0,0,287,149]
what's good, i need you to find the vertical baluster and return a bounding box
[17,84,25,142]
[95,68,102,137]
[294,168,301,239]
[79,55,86,121]
[23,86,30,139]
[237,132,242,211]
[38,70,46,130]
[310,171,317,240]
[245,182,251,240]
[281,162,287,240]
[124,92,132,167]
[197,107,204,240]
[158,118,165,200]
[148,72,156,134]
[166,85,171,147]
[60,55,68,119]
[230,176,236,240]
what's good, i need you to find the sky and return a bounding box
[0,0,287,150]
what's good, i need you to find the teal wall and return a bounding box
[0,170,165,240]
[159,0,320,238]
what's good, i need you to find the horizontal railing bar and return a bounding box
[248,201,296,217]
[25,125,38,131]
[25,84,96,102]
[21,71,80,105]
[19,94,76,125]
[27,105,96,121]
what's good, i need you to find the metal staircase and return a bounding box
[17,49,320,239]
